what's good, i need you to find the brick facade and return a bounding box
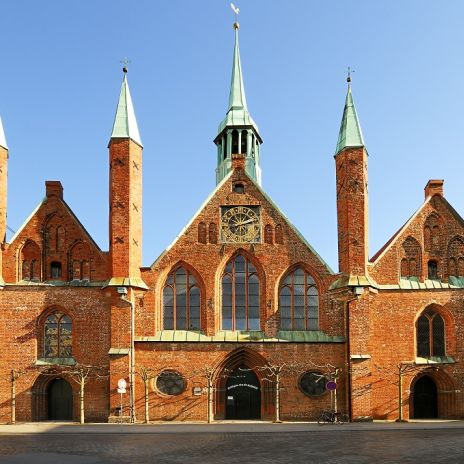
[0,85,463,424]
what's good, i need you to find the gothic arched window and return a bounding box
[417,308,445,358]
[163,267,200,330]
[279,267,319,330]
[222,254,260,331]
[44,312,72,358]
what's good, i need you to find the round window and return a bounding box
[299,371,327,397]
[155,371,186,396]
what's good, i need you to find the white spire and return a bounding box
[110,73,142,146]
[0,116,8,150]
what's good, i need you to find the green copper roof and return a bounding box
[335,86,364,156]
[217,25,259,135]
[110,73,142,146]
[0,116,7,150]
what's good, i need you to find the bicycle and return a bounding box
[317,409,349,425]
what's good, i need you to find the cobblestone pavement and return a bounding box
[0,427,463,464]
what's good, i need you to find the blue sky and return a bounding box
[1,1,464,270]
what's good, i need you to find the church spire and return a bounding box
[228,22,248,111]
[110,68,142,147]
[335,72,364,156]
[0,116,7,150]
[215,8,262,186]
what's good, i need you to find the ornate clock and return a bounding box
[221,206,261,243]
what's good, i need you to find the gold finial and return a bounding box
[231,3,240,29]
[121,57,131,74]
[347,66,354,85]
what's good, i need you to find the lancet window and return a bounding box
[163,267,200,330]
[221,254,260,331]
[279,267,319,330]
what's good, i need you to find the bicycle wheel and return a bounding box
[337,413,349,424]
[317,412,331,425]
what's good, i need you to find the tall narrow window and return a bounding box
[241,130,248,153]
[163,267,200,330]
[428,260,438,280]
[44,312,72,358]
[198,222,207,244]
[231,129,239,154]
[222,254,260,331]
[279,267,319,330]
[50,262,62,279]
[417,308,445,357]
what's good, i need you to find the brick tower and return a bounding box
[335,76,368,277]
[108,68,143,282]
[0,117,8,286]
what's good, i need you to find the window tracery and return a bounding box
[44,311,72,358]
[279,267,319,330]
[222,254,260,331]
[163,266,200,330]
[417,308,445,358]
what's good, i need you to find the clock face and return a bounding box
[221,206,261,243]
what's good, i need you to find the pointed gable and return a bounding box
[3,181,109,283]
[369,181,464,285]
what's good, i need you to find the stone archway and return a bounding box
[214,348,274,420]
[225,365,261,420]
[32,375,73,421]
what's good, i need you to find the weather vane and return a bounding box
[347,66,355,84]
[121,57,131,74]
[231,3,240,29]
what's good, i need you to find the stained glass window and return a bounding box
[163,267,200,330]
[417,308,445,358]
[155,371,186,396]
[299,371,327,396]
[221,254,260,331]
[280,267,319,330]
[44,312,72,358]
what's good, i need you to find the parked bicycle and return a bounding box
[317,409,349,425]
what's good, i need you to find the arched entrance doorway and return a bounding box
[225,366,261,420]
[48,378,73,420]
[412,375,438,419]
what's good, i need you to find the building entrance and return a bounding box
[48,378,73,420]
[412,375,438,419]
[225,366,261,420]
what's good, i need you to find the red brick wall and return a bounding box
[0,287,111,422]
[335,147,368,276]
[108,139,142,278]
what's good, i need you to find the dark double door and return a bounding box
[48,378,73,420]
[225,366,261,420]
[413,376,438,419]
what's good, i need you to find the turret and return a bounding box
[214,18,263,185]
[335,74,368,276]
[108,68,143,281]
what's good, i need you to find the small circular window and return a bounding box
[299,371,327,397]
[155,371,186,396]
